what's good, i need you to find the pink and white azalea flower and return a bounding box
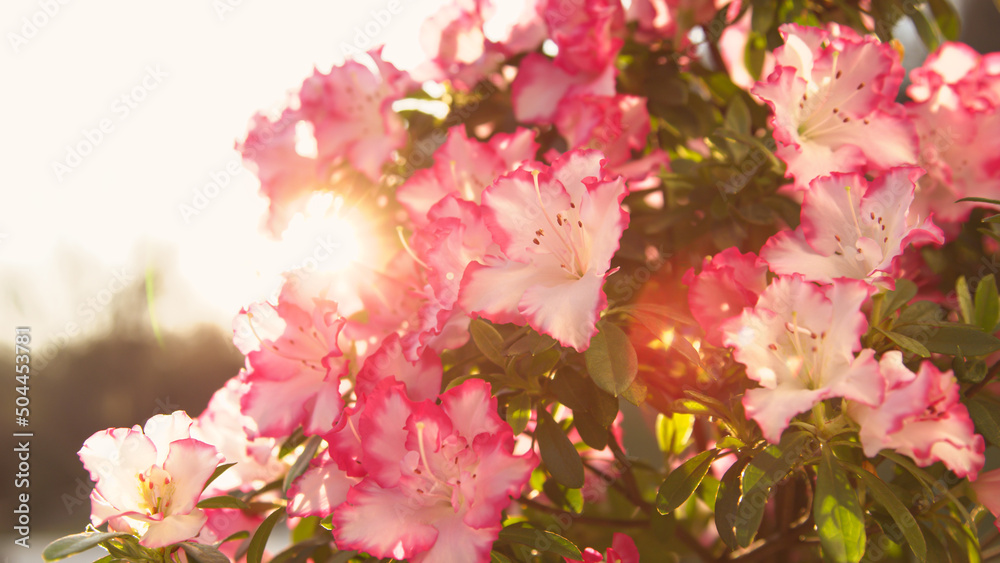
[554,94,669,189]
[233,274,347,438]
[906,42,1000,223]
[683,247,769,347]
[847,352,985,479]
[721,275,882,442]
[237,108,317,237]
[566,532,640,563]
[191,376,287,496]
[971,468,1000,531]
[541,0,623,75]
[331,379,537,563]
[511,52,617,124]
[298,51,413,183]
[397,126,538,225]
[752,23,918,188]
[78,412,223,548]
[460,149,630,352]
[761,168,944,285]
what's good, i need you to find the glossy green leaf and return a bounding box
[737,432,813,547]
[656,412,695,455]
[498,526,582,559]
[180,542,231,563]
[928,0,960,40]
[470,318,507,367]
[896,323,1000,356]
[880,279,918,320]
[854,468,926,560]
[967,398,1000,447]
[536,407,585,489]
[506,393,531,435]
[247,508,284,563]
[584,320,638,397]
[957,275,974,325]
[656,449,719,514]
[42,532,132,562]
[197,495,250,510]
[715,455,752,550]
[283,434,322,492]
[874,327,930,358]
[814,448,866,563]
[973,274,999,332]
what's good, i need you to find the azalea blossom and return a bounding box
[566,533,640,563]
[233,274,347,438]
[239,50,413,235]
[553,94,669,189]
[331,379,537,563]
[626,0,723,45]
[512,0,623,124]
[906,42,1000,223]
[761,168,943,285]
[683,247,769,347]
[721,275,882,442]
[460,149,629,352]
[191,376,287,495]
[971,468,1000,531]
[847,352,985,479]
[396,126,538,225]
[78,412,223,548]
[752,23,917,188]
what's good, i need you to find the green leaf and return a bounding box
[328,551,358,563]
[814,448,866,563]
[551,369,619,426]
[744,31,767,81]
[203,462,238,491]
[247,508,285,563]
[283,434,323,492]
[180,542,231,563]
[973,274,999,332]
[928,0,961,39]
[725,95,752,135]
[896,300,945,326]
[957,276,974,325]
[536,407,585,489]
[498,526,582,560]
[656,449,720,514]
[291,515,319,544]
[854,468,927,560]
[574,411,610,450]
[909,7,942,52]
[584,320,638,397]
[912,324,1000,356]
[506,393,531,435]
[198,495,250,510]
[715,456,753,550]
[656,412,695,455]
[873,327,931,358]
[470,318,507,367]
[966,398,1000,447]
[880,279,918,320]
[215,530,250,547]
[491,551,514,563]
[737,432,814,547]
[956,196,1000,205]
[42,532,132,562]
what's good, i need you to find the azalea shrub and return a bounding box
[45,1,1000,562]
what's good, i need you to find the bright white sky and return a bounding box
[0,0,938,353]
[0,0,451,348]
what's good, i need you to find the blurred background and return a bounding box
[1,1,999,561]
